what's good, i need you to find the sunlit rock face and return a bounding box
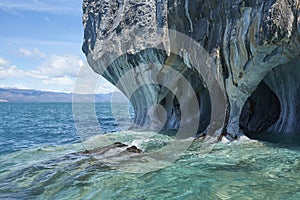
[82,0,300,139]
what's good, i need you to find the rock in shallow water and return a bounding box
[83,142,142,155]
[126,145,142,153]
[82,0,300,140]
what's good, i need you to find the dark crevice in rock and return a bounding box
[241,55,300,141]
[240,81,281,134]
[264,55,300,134]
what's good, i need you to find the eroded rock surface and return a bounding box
[82,0,300,139]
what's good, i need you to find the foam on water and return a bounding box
[1,131,300,199]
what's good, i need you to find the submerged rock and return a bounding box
[82,0,300,140]
[126,145,142,153]
[83,142,143,155]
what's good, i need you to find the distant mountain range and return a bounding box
[0,88,116,102]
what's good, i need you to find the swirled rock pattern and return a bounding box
[82,0,300,139]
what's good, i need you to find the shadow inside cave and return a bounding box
[246,131,300,146]
[240,56,300,144]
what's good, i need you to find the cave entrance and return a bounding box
[240,56,300,144]
[129,77,212,137]
[239,81,281,138]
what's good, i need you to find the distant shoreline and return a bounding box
[0,88,128,103]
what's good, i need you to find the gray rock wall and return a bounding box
[82,0,300,139]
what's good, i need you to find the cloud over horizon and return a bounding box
[0,0,118,94]
[0,54,117,94]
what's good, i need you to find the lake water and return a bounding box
[1,103,300,199]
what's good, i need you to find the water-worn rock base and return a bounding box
[82,0,300,140]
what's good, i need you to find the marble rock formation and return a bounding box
[82,0,300,140]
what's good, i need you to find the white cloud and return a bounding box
[0,57,10,67]
[72,61,119,94]
[0,84,30,89]
[19,48,46,58]
[42,76,74,86]
[33,48,46,58]
[96,79,119,94]
[0,57,25,79]
[0,55,82,83]
[0,65,26,79]
[0,54,119,94]
[19,48,32,57]
[32,55,81,78]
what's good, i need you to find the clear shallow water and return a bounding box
[1,103,300,199]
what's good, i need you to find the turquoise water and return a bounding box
[1,103,300,199]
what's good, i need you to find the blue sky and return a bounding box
[0,0,116,93]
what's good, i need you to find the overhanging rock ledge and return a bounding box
[82,0,300,140]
